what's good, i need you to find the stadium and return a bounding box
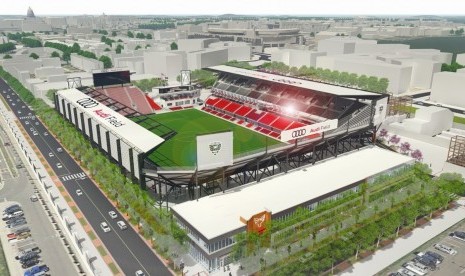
[55,65,388,203]
[54,65,394,272]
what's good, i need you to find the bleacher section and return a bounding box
[213,73,359,120]
[99,86,157,115]
[203,96,317,140]
[80,87,141,117]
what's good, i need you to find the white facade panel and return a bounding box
[99,128,108,152]
[120,141,131,172]
[91,118,99,144]
[109,132,119,161]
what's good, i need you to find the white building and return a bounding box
[172,147,413,272]
[186,48,228,70]
[430,72,465,108]
[395,106,454,136]
[177,38,219,52]
[208,42,252,61]
[456,53,465,65]
[143,51,184,80]
[271,48,326,68]
[70,53,104,72]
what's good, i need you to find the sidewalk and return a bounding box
[340,203,465,276]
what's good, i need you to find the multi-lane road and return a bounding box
[0,78,171,276]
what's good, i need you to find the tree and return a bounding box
[127,31,134,38]
[388,134,400,146]
[450,29,455,35]
[357,33,362,38]
[29,53,39,59]
[111,31,117,37]
[410,149,423,161]
[99,55,112,68]
[170,42,178,50]
[115,44,124,54]
[135,45,142,50]
[51,51,60,58]
[379,128,388,141]
[400,142,411,155]
[104,48,111,52]
[3,54,12,59]
[146,33,152,39]
[0,42,16,53]
[71,42,81,52]
[358,75,368,90]
[378,78,389,93]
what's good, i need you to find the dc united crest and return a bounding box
[209,142,222,155]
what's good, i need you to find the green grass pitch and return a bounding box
[134,109,283,168]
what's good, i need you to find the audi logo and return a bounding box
[292,129,306,138]
[77,98,98,108]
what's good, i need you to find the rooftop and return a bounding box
[209,65,381,98]
[57,88,164,153]
[172,146,413,240]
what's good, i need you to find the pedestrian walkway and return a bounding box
[340,202,465,276]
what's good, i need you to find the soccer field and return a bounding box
[134,109,283,168]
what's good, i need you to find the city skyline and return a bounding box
[1,0,465,16]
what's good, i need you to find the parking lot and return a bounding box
[0,124,79,275]
[381,218,465,276]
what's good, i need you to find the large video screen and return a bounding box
[93,70,131,87]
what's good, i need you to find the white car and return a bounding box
[48,152,54,157]
[100,222,111,233]
[76,189,83,196]
[117,221,127,230]
[25,121,29,125]
[56,163,63,169]
[433,243,457,255]
[32,131,38,136]
[44,132,48,136]
[135,270,145,276]
[108,211,118,219]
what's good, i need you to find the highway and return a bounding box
[0,78,171,276]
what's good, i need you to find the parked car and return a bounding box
[76,189,83,196]
[434,243,457,255]
[6,217,26,226]
[100,222,111,233]
[21,258,40,269]
[4,203,20,210]
[425,251,444,263]
[16,247,41,259]
[7,219,27,228]
[2,210,24,220]
[19,251,39,263]
[24,264,49,276]
[403,261,428,276]
[17,232,32,240]
[414,256,436,270]
[3,204,21,214]
[450,231,465,242]
[397,268,416,276]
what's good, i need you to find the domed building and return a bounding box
[26,7,35,18]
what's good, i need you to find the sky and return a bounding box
[2,0,465,16]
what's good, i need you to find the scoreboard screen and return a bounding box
[93,70,131,87]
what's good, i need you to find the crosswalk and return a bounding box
[61,172,87,182]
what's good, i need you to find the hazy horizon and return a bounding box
[1,0,465,17]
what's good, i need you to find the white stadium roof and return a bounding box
[172,146,413,240]
[209,65,380,97]
[57,88,164,153]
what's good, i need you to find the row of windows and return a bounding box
[208,237,235,253]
